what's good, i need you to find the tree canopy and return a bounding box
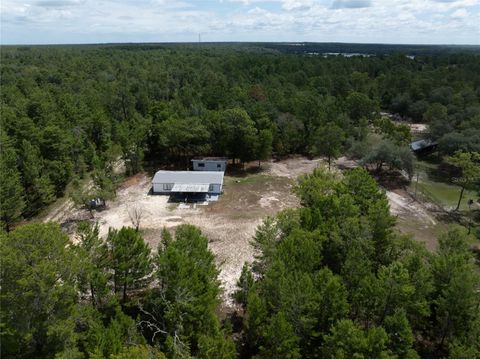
[2,44,479,226]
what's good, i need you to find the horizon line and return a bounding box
[1,41,480,47]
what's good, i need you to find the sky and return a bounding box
[1,0,479,45]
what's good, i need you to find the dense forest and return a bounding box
[1,44,480,358]
[1,44,480,228]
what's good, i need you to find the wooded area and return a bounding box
[1,44,480,358]
[1,44,479,229]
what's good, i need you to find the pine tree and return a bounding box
[106,227,153,303]
[0,145,25,231]
[0,223,79,357]
[76,221,110,307]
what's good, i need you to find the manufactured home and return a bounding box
[152,170,224,198]
[191,157,227,172]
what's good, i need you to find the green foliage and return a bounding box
[374,117,412,145]
[361,139,415,179]
[0,223,79,357]
[2,45,480,358]
[430,227,480,353]
[257,311,301,359]
[0,143,25,230]
[110,345,167,359]
[234,262,255,307]
[310,123,345,169]
[86,308,147,358]
[1,45,479,219]
[243,166,479,358]
[346,91,377,122]
[322,319,392,359]
[220,108,258,163]
[19,139,55,215]
[384,310,419,359]
[141,225,234,357]
[106,227,153,302]
[447,151,480,210]
[75,221,111,307]
[257,128,273,166]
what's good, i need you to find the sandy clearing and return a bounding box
[409,123,427,133]
[387,191,436,226]
[47,158,317,304]
[43,199,76,223]
[268,157,322,178]
[44,156,442,305]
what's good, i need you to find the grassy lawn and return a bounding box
[225,173,269,184]
[414,180,477,211]
[411,158,478,211]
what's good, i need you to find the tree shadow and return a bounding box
[226,163,264,178]
[371,169,410,191]
[417,154,458,185]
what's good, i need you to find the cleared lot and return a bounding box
[44,156,441,305]
[98,159,322,304]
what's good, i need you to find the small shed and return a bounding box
[410,139,438,154]
[192,157,227,172]
[152,170,224,195]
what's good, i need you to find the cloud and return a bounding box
[117,15,134,20]
[0,0,478,44]
[331,0,371,9]
[35,0,84,7]
[282,0,314,11]
[451,7,468,17]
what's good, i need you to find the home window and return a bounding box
[163,183,173,190]
[198,163,205,168]
[217,164,221,168]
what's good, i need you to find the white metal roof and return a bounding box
[171,183,210,192]
[152,170,224,185]
[191,158,228,162]
[410,139,437,151]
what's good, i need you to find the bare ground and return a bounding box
[43,156,442,305]
[386,189,441,250]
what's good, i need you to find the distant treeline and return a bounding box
[1,44,479,229]
[262,42,480,56]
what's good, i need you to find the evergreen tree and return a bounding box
[0,145,25,231]
[322,319,393,359]
[447,151,480,211]
[234,262,255,307]
[258,311,301,359]
[0,223,79,357]
[430,228,480,353]
[257,128,273,167]
[106,227,153,303]
[75,221,110,307]
[310,123,345,169]
[142,225,234,357]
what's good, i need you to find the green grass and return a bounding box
[414,181,477,210]
[411,158,478,211]
[224,174,270,185]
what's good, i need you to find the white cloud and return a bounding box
[282,0,314,11]
[0,0,478,44]
[451,7,468,16]
[331,0,371,9]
